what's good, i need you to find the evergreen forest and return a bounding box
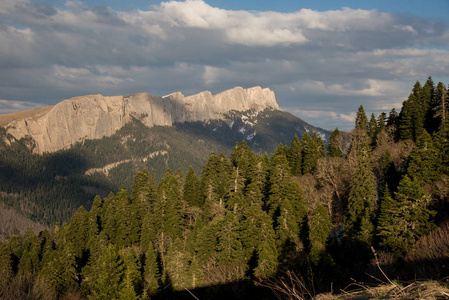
[0,109,325,232]
[1,77,449,299]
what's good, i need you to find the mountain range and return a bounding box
[0,86,330,236]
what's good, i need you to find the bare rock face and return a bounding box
[1,86,279,153]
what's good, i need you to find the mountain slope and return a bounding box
[0,86,277,153]
[0,87,329,232]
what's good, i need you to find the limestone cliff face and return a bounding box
[1,86,278,153]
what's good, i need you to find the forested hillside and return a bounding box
[0,77,448,299]
[0,108,328,234]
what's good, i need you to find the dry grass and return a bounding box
[333,279,449,299]
[0,106,53,126]
[259,247,449,300]
[259,275,449,300]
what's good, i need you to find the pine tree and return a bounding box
[275,182,307,255]
[38,241,78,298]
[187,255,204,289]
[165,239,190,290]
[254,211,278,278]
[130,168,150,205]
[215,211,244,265]
[143,241,160,297]
[119,247,142,300]
[287,135,302,176]
[422,76,435,133]
[309,205,332,265]
[377,176,436,256]
[327,128,343,157]
[183,166,202,207]
[87,244,125,300]
[115,186,141,247]
[399,80,433,142]
[355,105,368,130]
[387,108,399,127]
[301,132,315,174]
[345,138,377,246]
[230,140,258,190]
[377,112,387,133]
[103,192,119,244]
[17,228,40,275]
[431,82,448,133]
[398,94,415,140]
[67,206,90,258]
[201,153,232,221]
[266,154,291,216]
[406,130,442,185]
[88,195,103,239]
[272,143,289,159]
[368,113,378,145]
[438,117,449,174]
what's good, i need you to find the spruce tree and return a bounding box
[230,140,258,189]
[287,135,302,176]
[355,105,368,130]
[431,82,448,133]
[438,117,449,174]
[88,195,104,239]
[119,248,142,300]
[422,76,435,133]
[327,128,343,157]
[254,211,278,278]
[87,244,125,300]
[274,182,307,255]
[344,137,377,246]
[183,166,202,207]
[301,132,315,174]
[115,186,140,247]
[368,113,378,145]
[38,241,78,298]
[201,153,232,221]
[130,168,150,204]
[398,94,415,140]
[309,205,332,265]
[17,228,40,275]
[406,130,442,185]
[377,176,436,256]
[67,206,90,258]
[387,108,399,127]
[266,153,291,216]
[143,241,160,297]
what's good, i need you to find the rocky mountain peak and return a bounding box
[1,86,279,153]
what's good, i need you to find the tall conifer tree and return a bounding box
[327,128,343,157]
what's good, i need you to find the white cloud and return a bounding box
[290,108,357,130]
[158,0,308,46]
[0,0,448,130]
[0,99,43,115]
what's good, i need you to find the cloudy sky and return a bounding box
[1,0,449,130]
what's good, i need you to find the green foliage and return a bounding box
[286,135,302,176]
[309,205,332,265]
[344,140,377,246]
[377,176,436,256]
[355,105,368,130]
[327,128,343,157]
[184,166,202,207]
[85,244,125,300]
[406,130,442,185]
[1,77,449,299]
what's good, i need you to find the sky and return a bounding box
[1,0,449,131]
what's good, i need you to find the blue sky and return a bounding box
[1,0,449,130]
[76,0,449,18]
